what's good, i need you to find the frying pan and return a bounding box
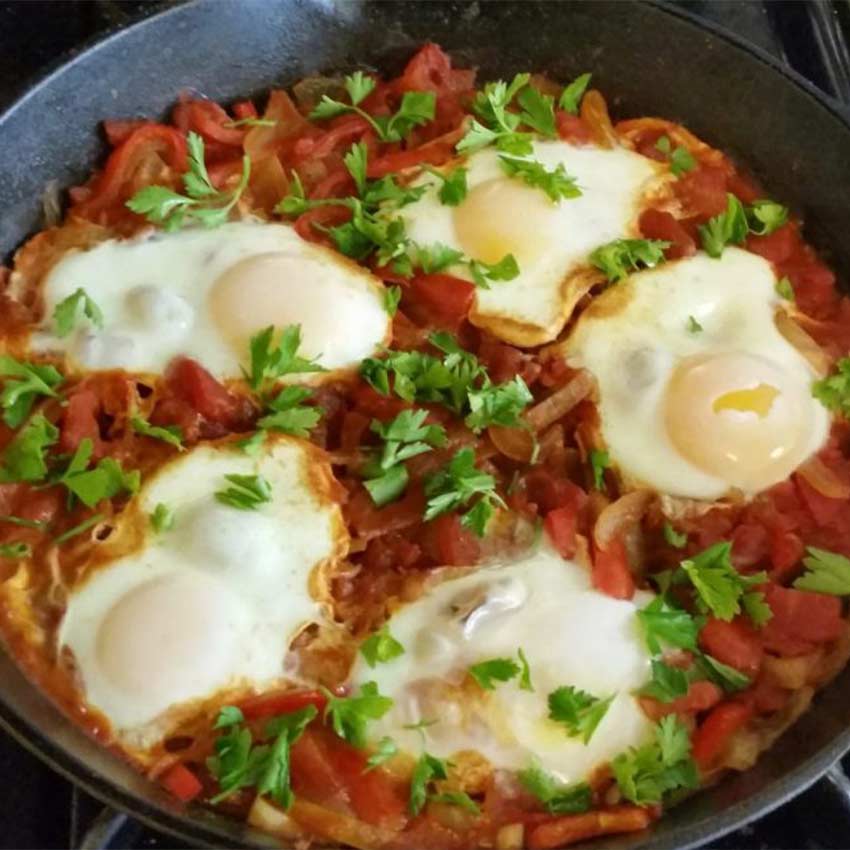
[1,1,850,847]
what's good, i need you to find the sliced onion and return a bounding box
[580,90,618,149]
[594,489,653,551]
[488,425,536,462]
[659,493,728,521]
[41,180,62,227]
[527,371,595,432]
[289,799,398,850]
[774,309,830,376]
[248,796,303,839]
[797,455,850,499]
[496,824,525,850]
[763,653,819,690]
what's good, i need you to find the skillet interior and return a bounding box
[0,1,849,847]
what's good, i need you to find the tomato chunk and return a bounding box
[160,762,202,803]
[239,689,327,721]
[762,584,844,651]
[699,618,763,677]
[528,806,653,849]
[592,538,635,600]
[638,209,695,259]
[544,506,578,559]
[165,357,248,427]
[640,680,723,721]
[404,273,475,332]
[692,701,753,768]
[59,389,102,455]
[430,512,480,566]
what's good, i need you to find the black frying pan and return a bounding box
[1,2,850,847]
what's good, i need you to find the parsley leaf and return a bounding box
[0,542,31,559]
[518,648,534,692]
[409,752,448,815]
[360,626,405,667]
[654,136,696,177]
[590,238,669,282]
[468,253,521,289]
[423,165,469,206]
[663,522,688,549]
[257,386,321,438]
[794,546,850,595]
[384,285,402,317]
[61,449,140,509]
[547,685,613,743]
[0,356,63,429]
[53,288,104,338]
[775,276,795,301]
[612,715,698,805]
[696,653,751,693]
[519,760,592,814]
[698,193,749,258]
[364,463,409,507]
[150,502,174,533]
[323,681,393,748]
[130,416,183,449]
[214,705,244,729]
[559,73,592,115]
[498,155,581,203]
[248,324,326,392]
[365,736,398,771]
[687,315,703,333]
[345,70,376,106]
[465,376,532,433]
[638,659,689,703]
[516,85,556,137]
[469,657,521,690]
[0,414,58,483]
[637,596,700,655]
[747,199,789,236]
[680,542,770,624]
[812,357,850,418]
[424,447,504,537]
[429,791,481,814]
[408,242,466,275]
[237,431,266,457]
[343,141,368,196]
[589,449,609,490]
[458,73,536,154]
[214,473,272,511]
[127,132,250,230]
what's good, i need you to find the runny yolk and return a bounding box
[712,384,780,418]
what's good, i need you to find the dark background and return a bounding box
[1,1,850,848]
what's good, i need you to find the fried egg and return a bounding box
[350,544,654,785]
[400,140,666,346]
[564,247,830,500]
[59,434,346,748]
[31,221,391,380]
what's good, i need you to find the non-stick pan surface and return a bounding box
[1,2,850,847]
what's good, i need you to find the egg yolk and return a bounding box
[453,177,552,266]
[209,251,348,361]
[664,352,811,492]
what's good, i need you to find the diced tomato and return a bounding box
[640,680,723,721]
[592,538,635,600]
[103,118,152,147]
[239,689,327,721]
[770,529,804,581]
[524,469,587,515]
[363,533,422,571]
[150,397,202,445]
[428,512,480,566]
[59,389,103,455]
[555,111,593,144]
[352,385,410,421]
[183,99,245,147]
[477,339,540,385]
[762,584,844,654]
[748,673,790,714]
[783,257,839,318]
[340,411,372,453]
[730,522,770,570]
[528,806,653,849]
[403,273,475,332]
[692,701,753,768]
[544,506,578,559]
[345,484,425,538]
[699,618,763,677]
[165,357,250,428]
[160,762,203,803]
[367,126,465,178]
[638,209,696,259]
[795,475,844,526]
[296,116,373,164]
[674,165,728,220]
[746,222,797,265]
[232,100,258,121]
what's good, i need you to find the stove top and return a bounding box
[2,1,850,848]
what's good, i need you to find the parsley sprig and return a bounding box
[322,681,393,748]
[360,625,405,667]
[654,136,696,177]
[0,356,63,429]
[214,473,272,511]
[127,132,250,230]
[53,288,104,338]
[699,194,789,257]
[590,238,670,282]
[0,413,58,483]
[795,546,850,595]
[498,155,582,203]
[559,72,592,115]
[519,760,591,814]
[59,439,140,508]
[468,649,533,691]
[547,685,613,743]
[812,357,850,418]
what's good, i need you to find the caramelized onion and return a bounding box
[292,75,347,110]
[527,371,594,432]
[488,425,536,462]
[289,799,398,850]
[594,489,653,551]
[774,309,830,376]
[580,90,618,149]
[797,455,850,499]
[249,796,303,840]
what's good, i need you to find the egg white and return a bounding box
[563,247,830,500]
[59,434,346,747]
[30,221,391,380]
[350,544,654,785]
[400,140,666,346]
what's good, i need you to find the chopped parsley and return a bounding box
[775,276,795,301]
[812,357,850,418]
[469,657,521,690]
[468,253,520,289]
[365,736,399,771]
[519,759,591,814]
[794,546,850,595]
[0,542,31,559]
[150,502,174,533]
[257,386,322,438]
[547,685,613,743]
[214,473,272,511]
[589,448,609,490]
[518,647,534,692]
[58,440,140,508]
[429,791,481,814]
[408,752,449,815]
[459,73,535,155]
[611,715,698,804]
[384,285,402,317]
[590,238,669,282]
[654,136,696,177]
[465,376,532,433]
[130,416,183,449]
[424,447,505,537]
[698,193,748,258]
[54,513,105,545]
[638,659,690,703]
[498,155,581,203]
[53,288,104,338]
[747,199,789,236]
[662,522,688,549]
[0,355,63,429]
[559,72,592,115]
[687,315,703,333]
[127,132,250,230]
[248,324,326,393]
[696,653,751,693]
[360,625,405,667]
[322,681,393,748]
[0,413,58,483]
[423,165,469,206]
[637,595,700,655]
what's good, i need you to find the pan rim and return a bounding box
[0,2,849,848]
